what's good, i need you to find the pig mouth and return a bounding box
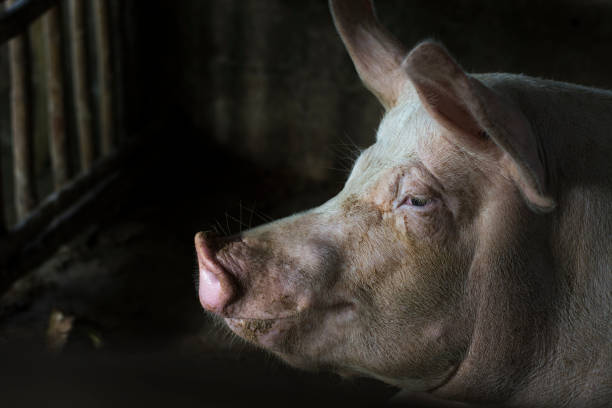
[223,300,355,351]
[224,315,299,349]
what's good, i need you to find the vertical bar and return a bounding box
[108,0,124,145]
[93,0,113,155]
[8,0,37,222]
[0,1,6,234]
[0,163,5,234]
[43,5,69,189]
[0,131,5,232]
[68,0,94,172]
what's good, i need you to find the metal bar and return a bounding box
[0,153,6,235]
[68,0,94,172]
[93,0,113,155]
[0,0,59,44]
[43,5,69,189]
[0,135,147,295]
[0,0,7,234]
[108,0,124,145]
[0,158,122,294]
[8,0,37,222]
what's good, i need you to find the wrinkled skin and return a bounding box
[195,1,611,407]
[208,113,477,388]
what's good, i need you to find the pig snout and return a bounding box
[195,229,321,320]
[194,231,237,314]
[193,222,360,355]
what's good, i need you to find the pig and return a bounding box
[194,0,612,406]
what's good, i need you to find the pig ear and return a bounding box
[330,0,408,110]
[405,41,556,212]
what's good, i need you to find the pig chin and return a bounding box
[224,316,297,350]
[223,301,356,358]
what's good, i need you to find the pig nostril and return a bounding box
[194,231,238,315]
[199,267,226,311]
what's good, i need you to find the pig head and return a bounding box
[195,0,612,406]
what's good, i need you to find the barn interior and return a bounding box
[1,1,611,407]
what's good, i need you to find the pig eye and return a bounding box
[399,195,432,209]
[408,196,429,207]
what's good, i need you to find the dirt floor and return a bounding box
[0,128,399,407]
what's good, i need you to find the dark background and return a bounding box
[1,1,612,407]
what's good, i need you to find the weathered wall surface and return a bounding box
[2,0,612,206]
[158,0,612,183]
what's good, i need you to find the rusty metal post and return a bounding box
[93,0,113,155]
[68,0,94,172]
[8,0,37,222]
[43,5,69,189]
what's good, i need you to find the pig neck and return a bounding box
[435,75,612,407]
[522,78,612,407]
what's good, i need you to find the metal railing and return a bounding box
[0,0,124,292]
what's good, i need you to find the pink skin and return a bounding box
[191,29,538,403]
[196,231,328,350]
[193,1,611,406]
[195,232,235,314]
[194,155,469,385]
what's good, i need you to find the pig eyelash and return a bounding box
[399,195,434,210]
[407,196,430,207]
[393,170,438,212]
